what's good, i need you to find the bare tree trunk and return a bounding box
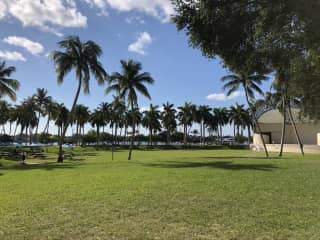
[288,104,304,156]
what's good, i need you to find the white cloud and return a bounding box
[0,50,26,61]
[125,16,145,25]
[3,36,44,55]
[0,0,87,35]
[83,0,174,23]
[206,91,244,102]
[128,32,152,55]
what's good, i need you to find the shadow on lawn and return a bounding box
[190,156,289,160]
[138,161,280,171]
[0,161,82,172]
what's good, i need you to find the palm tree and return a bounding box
[243,108,253,145]
[73,104,90,145]
[229,104,246,138]
[0,61,20,101]
[16,98,37,144]
[110,96,126,145]
[98,102,111,134]
[178,102,197,146]
[106,60,154,160]
[52,36,107,162]
[162,102,177,145]
[0,100,11,134]
[213,108,229,144]
[90,109,105,145]
[53,104,69,139]
[43,98,58,134]
[143,104,162,146]
[196,105,212,146]
[32,88,51,141]
[221,71,269,157]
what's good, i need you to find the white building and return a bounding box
[252,108,320,153]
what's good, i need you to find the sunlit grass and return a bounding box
[1,149,320,239]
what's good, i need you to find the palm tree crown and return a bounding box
[0,61,20,101]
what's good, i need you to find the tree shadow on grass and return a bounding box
[137,161,280,171]
[182,156,289,160]
[0,161,81,171]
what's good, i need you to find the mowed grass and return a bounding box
[1,149,320,240]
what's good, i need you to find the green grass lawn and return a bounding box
[1,149,320,240]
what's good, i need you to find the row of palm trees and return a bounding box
[0,93,253,145]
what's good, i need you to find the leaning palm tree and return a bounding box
[52,36,107,162]
[106,60,154,160]
[221,71,269,157]
[0,61,20,101]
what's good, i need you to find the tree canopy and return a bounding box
[172,0,320,118]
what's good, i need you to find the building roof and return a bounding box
[258,108,310,124]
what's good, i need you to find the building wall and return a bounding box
[254,122,320,145]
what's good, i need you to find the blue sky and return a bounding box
[0,0,271,135]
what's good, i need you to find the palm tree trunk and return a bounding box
[58,79,82,163]
[244,89,269,157]
[166,129,170,146]
[44,114,50,134]
[35,111,41,142]
[13,123,18,138]
[247,124,251,145]
[128,102,135,160]
[288,104,304,156]
[279,96,287,157]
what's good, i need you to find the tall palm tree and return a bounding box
[196,105,212,146]
[213,108,229,144]
[162,102,177,145]
[53,104,69,139]
[16,98,37,144]
[143,104,162,146]
[90,109,105,145]
[221,71,269,157]
[98,102,111,134]
[43,98,58,134]
[178,102,197,146]
[32,88,51,141]
[52,36,107,162]
[106,60,154,160]
[110,96,126,145]
[229,104,246,138]
[0,100,11,134]
[0,61,20,101]
[73,104,90,145]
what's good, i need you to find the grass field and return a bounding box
[1,149,320,240]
